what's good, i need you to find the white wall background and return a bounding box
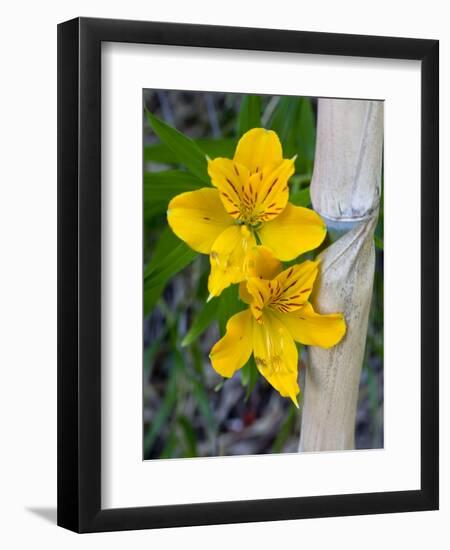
[0,1,447,548]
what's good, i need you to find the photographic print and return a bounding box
[143,90,384,460]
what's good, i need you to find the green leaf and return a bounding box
[375,234,384,250]
[290,187,311,207]
[143,228,197,315]
[178,415,198,458]
[190,375,217,435]
[143,200,166,222]
[189,343,205,377]
[143,282,165,317]
[144,170,203,202]
[145,227,181,275]
[217,285,246,336]
[143,331,167,378]
[144,138,237,165]
[269,97,316,174]
[269,97,301,152]
[241,357,259,401]
[144,227,197,287]
[196,138,236,159]
[181,298,220,347]
[271,406,296,453]
[290,173,312,187]
[146,110,210,184]
[143,170,204,222]
[237,95,262,137]
[297,98,316,174]
[159,429,178,459]
[174,348,217,436]
[144,243,196,291]
[143,363,178,456]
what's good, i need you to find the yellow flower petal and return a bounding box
[245,277,279,320]
[208,156,294,226]
[272,260,319,311]
[252,312,300,406]
[167,188,233,254]
[279,302,346,348]
[245,245,283,279]
[207,158,249,220]
[208,225,256,297]
[239,245,283,304]
[245,260,319,317]
[208,130,296,226]
[258,203,327,261]
[239,282,254,306]
[252,158,295,222]
[234,128,283,173]
[209,310,253,378]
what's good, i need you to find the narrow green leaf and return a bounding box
[299,99,316,157]
[290,173,312,187]
[144,138,237,165]
[159,429,178,459]
[144,170,204,203]
[242,357,259,401]
[174,348,217,435]
[189,342,203,375]
[143,200,166,221]
[146,110,210,184]
[269,97,301,153]
[143,363,178,456]
[297,98,316,174]
[178,415,198,458]
[217,285,246,336]
[375,235,384,250]
[143,333,167,378]
[144,243,196,291]
[143,227,197,315]
[181,298,220,347]
[271,406,296,453]
[144,226,197,289]
[144,142,181,165]
[144,170,204,222]
[290,187,311,207]
[144,170,205,223]
[240,362,250,386]
[190,375,217,435]
[237,95,262,137]
[143,282,165,317]
[366,363,379,418]
[196,138,236,159]
[145,227,181,277]
[269,97,316,174]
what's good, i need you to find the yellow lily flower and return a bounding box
[167,128,327,297]
[209,247,346,406]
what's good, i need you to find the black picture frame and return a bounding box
[57,16,439,533]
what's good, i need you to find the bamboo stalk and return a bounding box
[299,98,383,452]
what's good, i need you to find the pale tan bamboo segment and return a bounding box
[309,99,383,222]
[299,98,383,452]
